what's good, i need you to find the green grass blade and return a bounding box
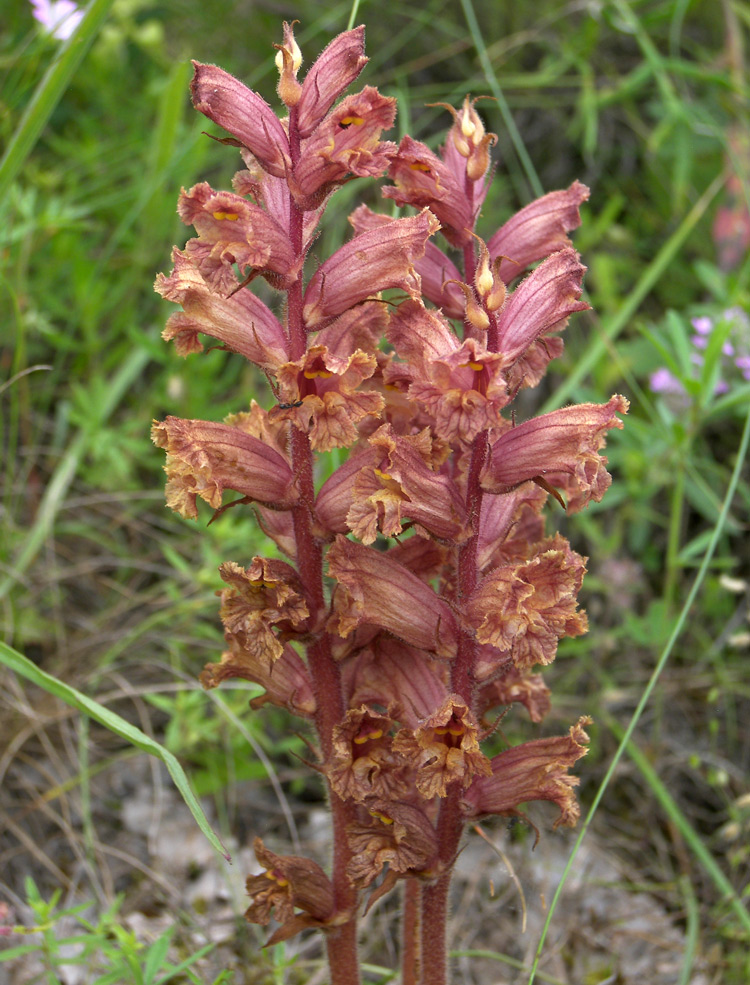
[525,400,750,984]
[0,0,117,203]
[0,347,149,602]
[607,718,750,938]
[0,641,231,862]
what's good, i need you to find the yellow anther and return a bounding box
[212,211,239,221]
[303,369,333,379]
[339,115,364,127]
[370,810,394,825]
[409,162,431,172]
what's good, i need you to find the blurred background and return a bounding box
[1,1,749,982]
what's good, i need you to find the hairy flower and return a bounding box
[346,800,440,888]
[270,345,384,451]
[326,706,411,802]
[292,87,397,208]
[467,535,588,670]
[346,424,469,543]
[480,396,629,512]
[386,299,510,446]
[461,717,591,828]
[327,536,459,658]
[245,838,338,944]
[303,209,439,329]
[217,558,310,666]
[392,696,492,798]
[155,248,287,370]
[383,135,481,247]
[151,416,298,518]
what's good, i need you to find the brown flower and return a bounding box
[325,706,410,802]
[392,696,492,798]
[245,838,339,945]
[461,717,592,829]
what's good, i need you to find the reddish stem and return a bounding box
[285,103,360,985]
[420,227,489,985]
[402,879,422,985]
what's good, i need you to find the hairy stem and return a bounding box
[402,879,422,985]
[286,103,360,985]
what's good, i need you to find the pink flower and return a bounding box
[30,0,82,40]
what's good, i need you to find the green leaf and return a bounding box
[143,927,174,984]
[0,642,230,862]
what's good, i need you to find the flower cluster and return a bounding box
[649,306,750,409]
[154,23,626,982]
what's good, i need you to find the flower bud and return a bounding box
[276,21,303,107]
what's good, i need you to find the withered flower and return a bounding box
[326,706,411,802]
[245,838,339,945]
[392,696,492,798]
[461,718,592,829]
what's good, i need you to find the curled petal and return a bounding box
[156,249,287,370]
[347,424,469,544]
[346,800,439,888]
[271,346,384,451]
[480,396,629,512]
[383,135,475,246]
[293,87,397,207]
[326,536,458,658]
[177,182,300,288]
[297,26,369,137]
[467,534,588,670]
[387,300,510,446]
[303,209,439,329]
[190,62,291,178]
[218,558,309,666]
[392,696,492,798]
[325,707,410,803]
[245,838,336,943]
[201,641,315,718]
[152,416,298,519]
[487,181,590,283]
[461,717,592,828]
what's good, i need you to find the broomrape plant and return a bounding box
[152,23,627,985]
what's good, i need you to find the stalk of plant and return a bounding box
[152,23,627,985]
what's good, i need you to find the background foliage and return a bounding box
[2,0,749,982]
